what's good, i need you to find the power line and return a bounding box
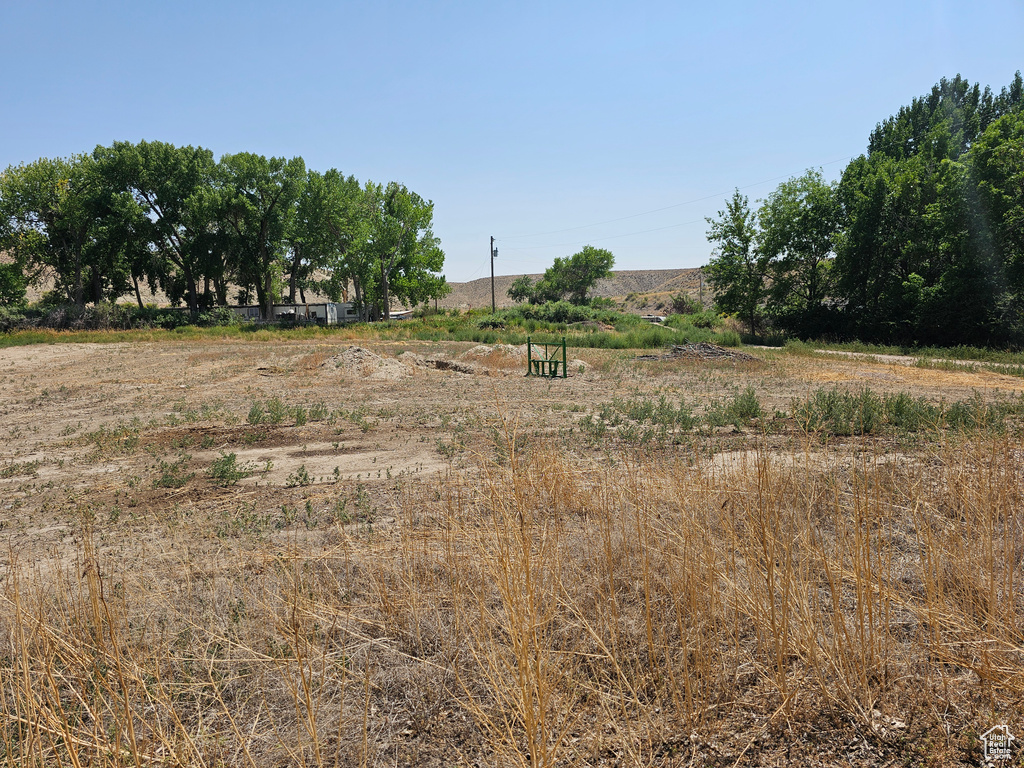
[496,155,853,241]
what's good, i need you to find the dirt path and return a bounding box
[807,346,1023,371]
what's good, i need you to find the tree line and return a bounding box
[706,72,1024,347]
[0,141,448,321]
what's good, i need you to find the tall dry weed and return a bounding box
[2,431,1022,765]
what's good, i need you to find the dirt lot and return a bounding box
[2,337,1023,766]
[1,338,1017,562]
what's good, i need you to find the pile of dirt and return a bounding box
[459,343,528,361]
[635,342,760,362]
[322,346,409,380]
[397,351,427,366]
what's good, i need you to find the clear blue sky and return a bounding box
[1,1,1022,282]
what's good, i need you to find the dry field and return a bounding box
[1,336,1023,766]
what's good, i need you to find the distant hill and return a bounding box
[440,268,709,312]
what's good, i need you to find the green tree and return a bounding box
[511,245,614,305]
[548,245,614,304]
[834,154,929,341]
[913,156,1004,344]
[0,253,27,306]
[704,190,766,337]
[0,155,127,307]
[299,169,365,306]
[93,140,222,318]
[507,274,536,303]
[360,181,445,320]
[286,169,330,303]
[219,153,306,320]
[759,170,840,336]
[835,72,1024,344]
[968,109,1024,339]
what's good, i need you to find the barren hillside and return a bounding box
[440,268,706,311]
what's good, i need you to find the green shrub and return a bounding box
[478,301,648,331]
[883,392,939,431]
[794,387,882,436]
[265,397,287,424]
[0,306,28,332]
[154,455,194,488]
[581,393,697,446]
[247,401,265,425]
[197,306,242,327]
[285,465,312,487]
[671,293,703,315]
[208,452,256,486]
[705,387,762,428]
[731,387,762,421]
[717,330,742,347]
[664,309,719,330]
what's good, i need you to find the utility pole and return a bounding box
[490,236,497,313]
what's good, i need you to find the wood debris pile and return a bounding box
[635,342,760,362]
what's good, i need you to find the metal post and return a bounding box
[526,335,532,376]
[561,336,567,378]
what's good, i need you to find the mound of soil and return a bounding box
[460,343,528,361]
[323,346,409,380]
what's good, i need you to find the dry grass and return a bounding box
[2,338,1024,766]
[298,349,331,371]
[3,426,1023,765]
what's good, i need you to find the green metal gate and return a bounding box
[525,336,568,378]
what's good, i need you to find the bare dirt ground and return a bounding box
[2,337,1023,766]
[3,339,1018,530]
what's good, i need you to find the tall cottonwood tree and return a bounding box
[0,155,118,306]
[361,181,445,320]
[93,140,220,319]
[2,145,452,320]
[835,72,1024,344]
[286,168,363,304]
[968,109,1024,339]
[834,155,928,341]
[219,153,306,320]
